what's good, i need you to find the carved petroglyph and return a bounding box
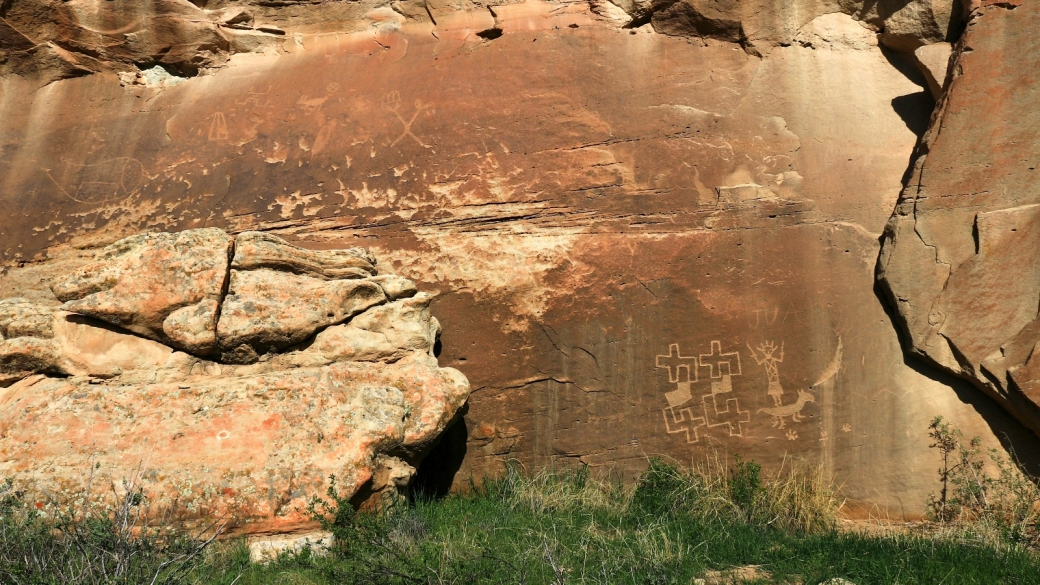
[748,340,784,406]
[747,307,779,329]
[657,343,697,383]
[758,389,815,429]
[208,112,229,141]
[45,157,145,204]
[382,91,432,148]
[657,341,749,443]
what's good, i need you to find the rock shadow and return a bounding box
[411,408,469,500]
[871,279,1040,478]
[880,46,934,139]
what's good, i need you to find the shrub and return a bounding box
[729,455,763,514]
[926,416,1040,544]
[630,458,689,518]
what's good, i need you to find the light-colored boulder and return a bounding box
[308,293,441,363]
[794,13,878,51]
[217,269,386,361]
[0,298,56,340]
[232,231,376,280]
[162,299,221,355]
[0,303,174,385]
[370,274,418,300]
[52,228,233,355]
[912,42,952,99]
[0,353,470,534]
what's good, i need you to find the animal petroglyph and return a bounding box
[382,91,432,148]
[659,341,749,443]
[748,340,784,406]
[45,157,145,204]
[758,389,815,429]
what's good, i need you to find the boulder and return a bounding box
[232,231,376,280]
[0,353,469,534]
[52,228,233,355]
[307,293,441,364]
[912,42,953,99]
[0,227,469,532]
[1,300,174,385]
[216,269,386,361]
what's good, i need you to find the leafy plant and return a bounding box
[729,455,763,514]
[630,458,688,518]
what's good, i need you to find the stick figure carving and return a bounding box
[747,340,784,406]
[382,91,432,148]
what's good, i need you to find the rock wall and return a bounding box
[878,1,1040,435]
[1,0,1036,517]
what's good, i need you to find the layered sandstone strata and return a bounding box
[1,0,1034,519]
[0,229,470,534]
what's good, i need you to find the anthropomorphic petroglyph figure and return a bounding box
[757,389,815,429]
[748,340,784,406]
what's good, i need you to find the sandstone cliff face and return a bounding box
[0,0,1034,517]
[878,1,1040,435]
[0,229,470,534]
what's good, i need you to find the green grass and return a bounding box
[4,460,1040,584]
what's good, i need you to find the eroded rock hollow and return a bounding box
[1,0,1037,519]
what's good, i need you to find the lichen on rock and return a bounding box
[0,228,470,535]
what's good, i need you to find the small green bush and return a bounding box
[729,455,764,514]
[629,458,689,518]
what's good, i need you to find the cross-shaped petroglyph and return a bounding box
[382,91,432,148]
[699,339,742,382]
[701,392,750,437]
[656,343,698,384]
[658,341,749,443]
[663,404,706,443]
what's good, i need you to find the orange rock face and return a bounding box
[0,229,469,533]
[1,0,1036,519]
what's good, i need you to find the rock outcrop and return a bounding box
[1,0,1034,520]
[878,1,1040,435]
[0,228,470,534]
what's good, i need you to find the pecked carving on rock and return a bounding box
[0,228,470,534]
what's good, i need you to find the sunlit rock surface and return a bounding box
[1,0,1036,519]
[0,229,469,534]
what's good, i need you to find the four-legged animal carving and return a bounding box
[757,389,815,429]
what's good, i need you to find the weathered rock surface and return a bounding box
[52,228,233,355]
[307,293,441,364]
[0,0,1033,519]
[232,231,376,280]
[1,300,175,384]
[0,228,469,533]
[912,42,953,99]
[878,1,1040,434]
[217,268,386,361]
[0,353,469,534]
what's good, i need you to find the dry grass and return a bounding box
[496,454,840,535]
